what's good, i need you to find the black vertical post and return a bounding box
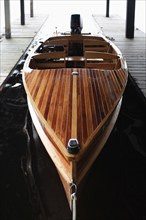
[126,0,136,38]
[106,0,110,17]
[30,0,34,17]
[20,0,25,25]
[4,0,11,38]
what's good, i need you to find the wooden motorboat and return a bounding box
[22,14,128,215]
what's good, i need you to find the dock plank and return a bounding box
[0,14,48,85]
[93,15,146,97]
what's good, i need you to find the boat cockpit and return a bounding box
[29,35,122,70]
[28,14,122,70]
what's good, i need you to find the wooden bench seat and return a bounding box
[43,39,69,54]
[30,51,66,69]
[84,39,110,53]
[84,51,120,69]
[29,50,121,70]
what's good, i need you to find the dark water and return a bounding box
[0,72,146,220]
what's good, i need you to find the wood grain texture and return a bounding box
[24,67,127,159]
[83,39,110,52]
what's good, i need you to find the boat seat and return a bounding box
[84,51,120,69]
[30,51,66,69]
[66,56,85,68]
[83,39,110,53]
[43,39,69,55]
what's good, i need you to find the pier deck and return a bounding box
[93,14,146,97]
[0,13,48,84]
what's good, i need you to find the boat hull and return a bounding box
[23,66,127,204]
[22,31,128,206]
[27,95,123,203]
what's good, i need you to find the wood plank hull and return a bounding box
[22,33,128,206]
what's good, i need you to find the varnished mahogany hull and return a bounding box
[22,34,128,205]
[23,67,127,203]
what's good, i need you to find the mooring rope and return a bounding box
[70,182,77,220]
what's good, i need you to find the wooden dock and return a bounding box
[0,13,49,85]
[1,14,146,98]
[93,15,146,97]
